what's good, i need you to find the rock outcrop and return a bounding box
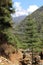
[0,48,42,65]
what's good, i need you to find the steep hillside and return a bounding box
[17,6,43,32]
[15,6,43,50]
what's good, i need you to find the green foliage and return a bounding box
[0,0,15,44]
[15,6,43,51]
[22,18,41,51]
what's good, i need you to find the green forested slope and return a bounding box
[15,6,43,51]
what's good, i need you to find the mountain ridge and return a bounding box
[17,6,43,31]
[13,15,27,23]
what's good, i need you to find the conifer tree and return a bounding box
[0,0,15,44]
[22,18,41,52]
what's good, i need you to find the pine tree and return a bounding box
[0,0,15,44]
[21,18,41,52]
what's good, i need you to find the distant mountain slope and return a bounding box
[12,15,26,28]
[15,6,43,49]
[13,15,26,23]
[17,6,43,33]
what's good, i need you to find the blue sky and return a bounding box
[12,0,43,17]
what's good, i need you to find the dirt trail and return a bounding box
[0,50,23,65]
[40,60,43,65]
[0,51,43,65]
[0,56,15,65]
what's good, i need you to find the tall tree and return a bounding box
[0,0,15,44]
[21,18,41,52]
[19,18,41,64]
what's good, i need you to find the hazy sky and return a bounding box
[12,0,43,17]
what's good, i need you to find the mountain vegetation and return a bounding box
[0,0,43,52]
[0,0,19,57]
[0,1,43,65]
[15,6,43,52]
[0,0,15,44]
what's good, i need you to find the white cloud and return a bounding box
[13,2,22,11]
[27,5,38,13]
[12,2,38,17]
